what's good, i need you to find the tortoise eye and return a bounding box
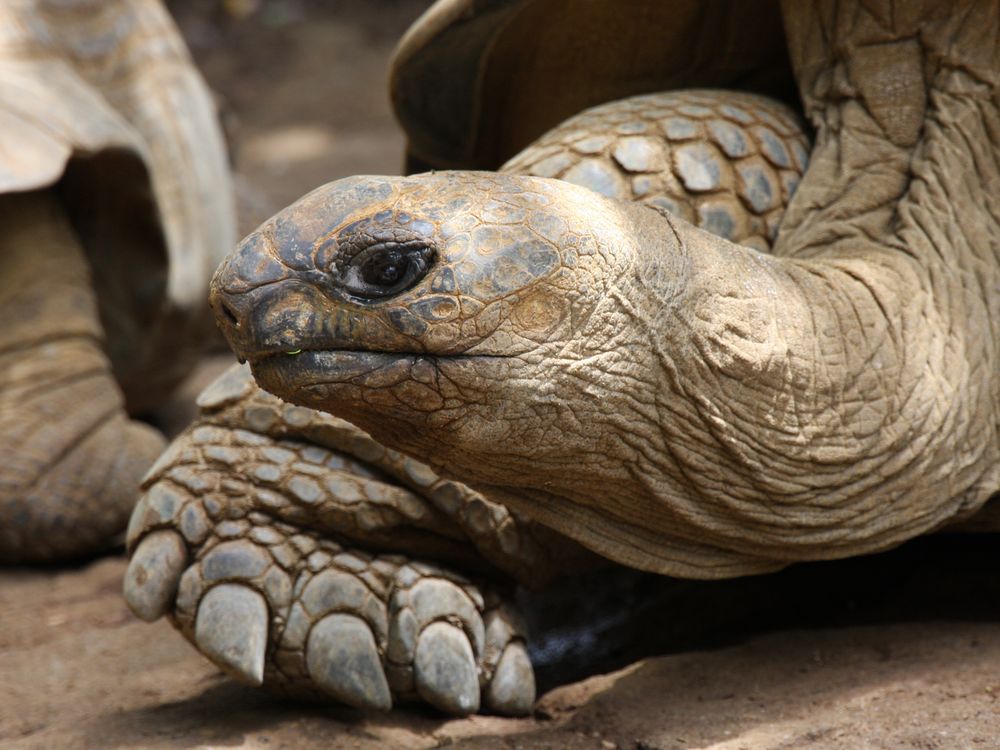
[361,254,404,286]
[339,241,435,300]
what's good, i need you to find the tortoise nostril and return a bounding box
[220,300,240,328]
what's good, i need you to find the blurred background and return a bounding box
[167,0,432,235]
[158,0,434,433]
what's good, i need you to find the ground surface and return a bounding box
[4,2,1000,748]
[5,552,1000,749]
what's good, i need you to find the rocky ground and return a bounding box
[4,3,1000,748]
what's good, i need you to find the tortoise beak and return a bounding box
[210,277,335,365]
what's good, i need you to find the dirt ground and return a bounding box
[4,3,1000,748]
[5,549,1000,749]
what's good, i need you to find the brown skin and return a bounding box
[0,0,233,562]
[212,0,1000,578]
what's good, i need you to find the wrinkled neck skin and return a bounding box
[552,0,1000,575]
[247,0,1000,578]
[519,2,1000,575]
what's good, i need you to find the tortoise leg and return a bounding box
[0,191,165,562]
[124,364,587,715]
[501,89,809,253]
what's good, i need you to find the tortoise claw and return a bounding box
[414,621,480,715]
[194,583,268,686]
[485,641,535,716]
[123,530,186,622]
[307,613,392,711]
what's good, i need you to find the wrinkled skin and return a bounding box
[0,191,165,561]
[214,0,1000,576]
[130,0,1000,718]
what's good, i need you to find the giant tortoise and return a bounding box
[125,0,1000,717]
[0,0,234,561]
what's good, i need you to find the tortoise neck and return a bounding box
[782,0,1000,126]
[776,0,1000,269]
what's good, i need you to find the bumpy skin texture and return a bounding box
[210,0,1000,580]
[502,90,808,253]
[126,89,809,714]
[0,0,234,561]
[125,364,584,714]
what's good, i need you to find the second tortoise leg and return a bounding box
[0,190,165,561]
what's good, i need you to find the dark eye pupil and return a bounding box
[363,256,404,286]
[338,241,434,300]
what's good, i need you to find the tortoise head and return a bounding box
[210,171,660,473]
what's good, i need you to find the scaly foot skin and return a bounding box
[129,526,531,714]
[124,365,574,715]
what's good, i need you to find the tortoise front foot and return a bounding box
[122,378,535,715]
[127,523,532,715]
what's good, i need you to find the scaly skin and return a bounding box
[503,90,809,253]
[125,363,583,713]
[125,89,809,714]
[0,191,165,561]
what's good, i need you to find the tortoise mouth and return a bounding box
[252,348,415,384]
[248,347,504,366]
[249,347,509,419]
[250,348,505,388]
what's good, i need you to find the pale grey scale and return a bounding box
[612,136,667,173]
[616,120,649,135]
[525,151,577,178]
[718,103,756,124]
[752,125,793,169]
[672,141,728,193]
[696,196,750,242]
[561,158,630,199]
[660,116,702,140]
[570,133,616,155]
[677,104,715,118]
[708,119,752,158]
[736,156,781,215]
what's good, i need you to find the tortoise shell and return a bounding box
[0,0,235,411]
[391,0,796,172]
